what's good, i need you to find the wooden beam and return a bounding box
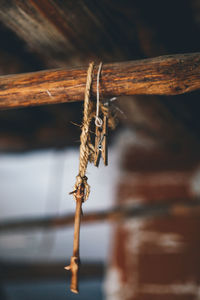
[0,200,200,233]
[0,262,103,282]
[0,53,200,110]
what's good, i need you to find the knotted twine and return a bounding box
[73,62,95,202]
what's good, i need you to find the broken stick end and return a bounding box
[65,256,80,294]
[71,288,79,294]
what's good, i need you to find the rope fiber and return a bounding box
[73,62,94,201]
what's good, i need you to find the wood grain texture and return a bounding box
[0,0,136,67]
[0,53,200,110]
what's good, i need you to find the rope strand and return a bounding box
[73,62,94,201]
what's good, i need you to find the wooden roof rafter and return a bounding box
[0,52,199,110]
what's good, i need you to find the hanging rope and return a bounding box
[73,62,94,201]
[66,62,95,294]
[67,61,117,293]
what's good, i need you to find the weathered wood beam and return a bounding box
[0,53,200,110]
[0,262,103,282]
[0,199,200,233]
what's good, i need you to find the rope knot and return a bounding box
[74,174,90,202]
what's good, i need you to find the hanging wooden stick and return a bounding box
[65,183,84,293]
[65,62,94,293]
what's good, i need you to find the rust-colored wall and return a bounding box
[106,144,200,300]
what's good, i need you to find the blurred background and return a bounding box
[0,1,200,299]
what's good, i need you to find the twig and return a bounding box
[65,184,84,293]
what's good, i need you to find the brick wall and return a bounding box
[105,143,200,300]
